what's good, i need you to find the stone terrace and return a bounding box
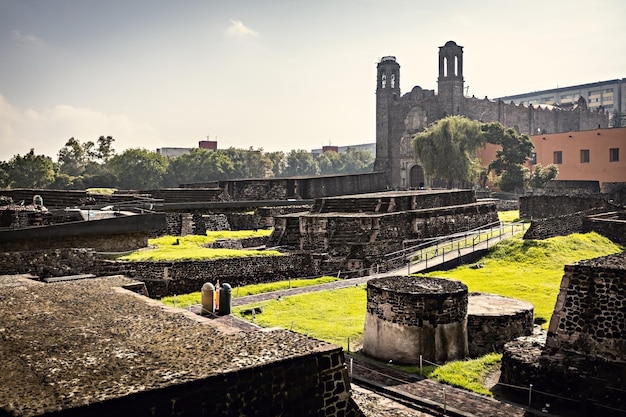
[0,275,360,417]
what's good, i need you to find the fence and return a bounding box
[385,221,529,273]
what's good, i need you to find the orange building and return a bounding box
[479,127,625,186]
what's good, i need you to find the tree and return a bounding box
[163,148,235,186]
[317,150,342,175]
[108,148,169,190]
[57,137,94,176]
[528,164,559,188]
[340,148,374,174]
[5,149,55,188]
[482,122,534,192]
[266,151,287,177]
[284,150,319,176]
[217,147,273,179]
[412,116,484,188]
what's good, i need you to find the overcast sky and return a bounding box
[1,0,625,161]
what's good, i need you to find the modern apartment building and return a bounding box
[497,79,625,123]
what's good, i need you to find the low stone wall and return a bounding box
[583,212,626,245]
[522,210,589,240]
[0,248,97,277]
[105,253,321,298]
[467,293,534,357]
[519,195,610,220]
[501,337,626,416]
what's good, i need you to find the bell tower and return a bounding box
[437,41,465,116]
[374,56,401,188]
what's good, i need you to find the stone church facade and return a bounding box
[374,40,610,189]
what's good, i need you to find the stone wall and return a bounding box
[103,254,321,298]
[546,253,626,360]
[583,212,626,245]
[64,348,362,417]
[522,210,590,240]
[519,195,611,220]
[0,248,97,277]
[466,293,534,357]
[362,276,468,364]
[500,252,626,415]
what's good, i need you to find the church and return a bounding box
[373,41,609,189]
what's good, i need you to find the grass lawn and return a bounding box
[160,276,340,309]
[228,230,622,395]
[119,230,277,261]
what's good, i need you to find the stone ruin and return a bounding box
[362,276,534,365]
[267,189,498,275]
[500,252,626,416]
[0,274,364,417]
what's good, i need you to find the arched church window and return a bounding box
[381,74,386,88]
[391,73,395,88]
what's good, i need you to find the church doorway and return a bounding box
[409,165,425,188]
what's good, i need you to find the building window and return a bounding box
[610,148,619,162]
[554,151,563,164]
[580,149,590,163]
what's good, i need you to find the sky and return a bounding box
[1,0,625,162]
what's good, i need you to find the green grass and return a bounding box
[160,276,340,308]
[427,353,502,396]
[497,210,521,223]
[227,231,622,395]
[422,232,622,326]
[232,285,368,350]
[119,230,277,261]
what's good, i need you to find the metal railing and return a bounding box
[386,221,529,273]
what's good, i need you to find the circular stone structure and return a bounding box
[467,293,534,357]
[362,276,468,364]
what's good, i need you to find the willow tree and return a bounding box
[412,116,484,188]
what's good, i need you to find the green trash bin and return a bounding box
[218,283,232,316]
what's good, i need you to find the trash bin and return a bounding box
[201,283,216,314]
[218,283,232,316]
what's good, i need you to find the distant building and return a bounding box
[311,143,375,157]
[157,140,218,158]
[156,147,192,158]
[478,126,625,185]
[496,79,625,123]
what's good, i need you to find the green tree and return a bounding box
[95,136,116,162]
[266,151,286,177]
[412,116,484,188]
[528,164,559,188]
[339,148,374,174]
[57,137,94,177]
[217,147,272,179]
[284,149,319,176]
[5,149,55,188]
[317,150,342,175]
[163,148,235,186]
[108,148,169,190]
[482,122,534,192]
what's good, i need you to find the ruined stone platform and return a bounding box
[0,275,358,417]
[467,293,534,357]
